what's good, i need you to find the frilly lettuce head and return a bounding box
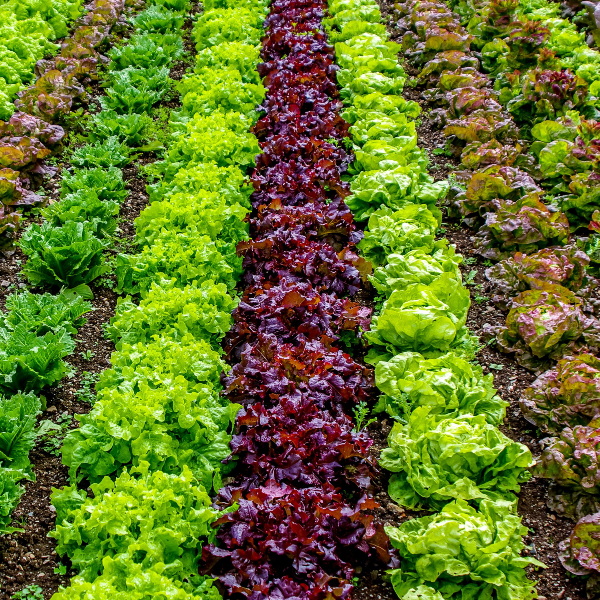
[50,462,224,582]
[521,354,600,434]
[374,351,508,425]
[358,205,440,267]
[366,272,474,359]
[533,425,600,520]
[386,498,545,600]
[370,243,462,298]
[379,407,532,510]
[489,283,600,372]
[485,245,591,307]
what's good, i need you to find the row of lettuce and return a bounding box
[0,0,138,541]
[0,0,84,119]
[325,0,549,598]
[45,0,267,598]
[0,0,134,252]
[389,0,600,594]
[0,0,185,559]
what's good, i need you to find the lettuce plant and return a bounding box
[97,335,227,396]
[370,243,462,298]
[20,221,110,288]
[70,136,130,168]
[358,205,439,266]
[0,392,42,475]
[50,558,221,600]
[116,229,242,296]
[50,463,224,582]
[485,245,593,306]
[108,33,184,70]
[101,66,171,114]
[108,278,238,348]
[88,110,152,146]
[506,68,591,124]
[521,354,600,433]
[386,498,544,600]
[366,272,473,358]
[489,283,600,371]
[380,407,532,509]
[474,193,571,260]
[448,165,541,221]
[131,4,185,33]
[192,8,264,50]
[42,190,119,238]
[346,164,446,221]
[375,351,508,425]
[559,512,600,598]
[60,166,127,203]
[534,425,600,520]
[62,378,239,491]
[178,68,266,120]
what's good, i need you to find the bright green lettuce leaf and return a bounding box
[108,278,238,348]
[358,205,440,267]
[134,189,248,249]
[60,167,127,204]
[369,244,462,298]
[115,229,241,296]
[108,33,184,70]
[88,110,152,146]
[380,407,531,509]
[194,42,262,84]
[366,272,474,358]
[386,498,545,599]
[3,290,91,336]
[192,8,263,50]
[178,68,265,121]
[97,335,227,396]
[50,462,225,582]
[0,392,41,473]
[374,351,507,425]
[42,190,119,238]
[20,221,110,288]
[61,378,239,490]
[71,137,130,169]
[346,165,445,222]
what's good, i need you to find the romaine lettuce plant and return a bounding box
[20,221,110,288]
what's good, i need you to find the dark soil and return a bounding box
[0,4,198,598]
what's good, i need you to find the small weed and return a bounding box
[37,412,73,456]
[463,256,477,265]
[11,585,44,600]
[432,140,454,157]
[76,371,99,405]
[80,349,95,361]
[54,563,68,576]
[464,269,477,285]
[483,259,493,267]
[489,363,504,371]
[353,401,376,432]
[474,294,488,304]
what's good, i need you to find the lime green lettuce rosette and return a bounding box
[386,498,545,600]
